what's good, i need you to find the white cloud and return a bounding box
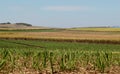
[41,6,91,11]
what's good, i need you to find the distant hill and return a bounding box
[0,23,49,29]
[111,26,120,28]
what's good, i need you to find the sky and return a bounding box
[0,0,120,28]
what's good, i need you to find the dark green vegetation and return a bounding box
[0,22,32,26]
[0,39,120,73]
[0,22,11,24]
[0,39,120,51]
[15,23,32,26]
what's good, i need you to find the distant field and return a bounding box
[0,29,62,32]
[0,30,120,44]
[69,27,120,32]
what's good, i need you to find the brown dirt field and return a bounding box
[6,66,120,74]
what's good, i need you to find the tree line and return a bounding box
[0,22,32,26]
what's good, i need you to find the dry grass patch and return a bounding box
[0,31,120,41]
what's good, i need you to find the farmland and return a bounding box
[0,29,120,44]
[70,27,120,32]
[0,28,120,74]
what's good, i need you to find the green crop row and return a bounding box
[0,48,119,74]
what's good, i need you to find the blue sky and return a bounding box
[0,0,120,28]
